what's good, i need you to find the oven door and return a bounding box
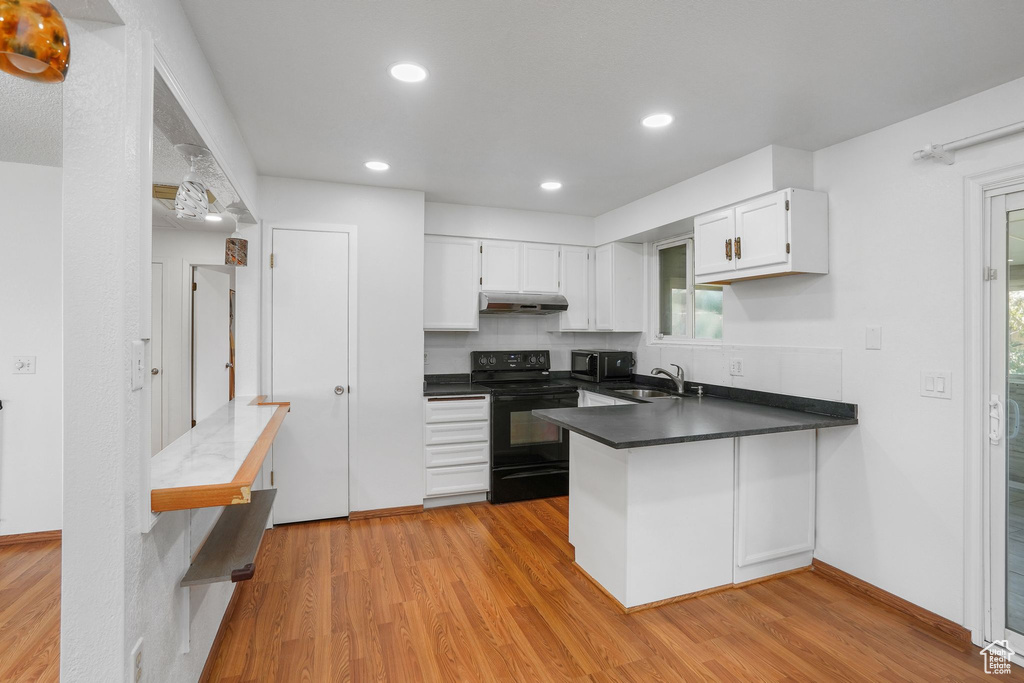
[490,392,578,469]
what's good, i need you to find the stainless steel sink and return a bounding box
[614,388,679,399]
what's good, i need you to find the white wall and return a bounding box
[425,317,641,375]
[152,228,236,443]
[670,76,1024,625]
[594,145,812,245]
[426,201,595,246]
[259,176,426,512]
[0,161,63,535]
[62,2,263,679]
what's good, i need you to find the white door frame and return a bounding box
[261,222,358,515]
[965,163,1024,650]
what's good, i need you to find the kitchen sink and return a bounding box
[614,389,680,399]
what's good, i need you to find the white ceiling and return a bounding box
[181,0,1024,216]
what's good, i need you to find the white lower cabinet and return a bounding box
[423,395,490,500]
[579,389,633,407]
[733,430,816,583]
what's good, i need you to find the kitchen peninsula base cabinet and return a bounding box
[568,429,816,610]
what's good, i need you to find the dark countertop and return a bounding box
[534,389,858,449]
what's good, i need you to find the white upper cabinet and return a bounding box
[480,240,521,292]
[424,236,480,331]
[521,242,561,294]
[734,193,789,270]
[595,242,644,332]
[559,245,592,331]
[693,208,736,278]
[694,188,828,285]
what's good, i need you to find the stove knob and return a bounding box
[478,356,488,366]
[538,355,546,365]
[529,355,537,364]
[488,356,497,365]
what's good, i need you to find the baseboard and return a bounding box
[198,582,241,683]
[0,529,61,547]
[811,559,972,651]
[572,561,810,614]
[349,504,424,521]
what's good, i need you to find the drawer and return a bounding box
[582,391,618,407]
[425,463,489,497]
[424,420,490,446]
[425,442,490,468]
[424,396,490,423]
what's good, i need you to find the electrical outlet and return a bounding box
[729,358,743,376]
[13,356,35,374]
[130,638,143,682]
[130,341,145,391]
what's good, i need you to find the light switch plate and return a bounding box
[920,371,952,399]
[130,341,145,391]
[13,356,35,374]
[866,326,882,350]
[729,358,743,376]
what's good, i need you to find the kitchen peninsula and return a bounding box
[534,386,857,610]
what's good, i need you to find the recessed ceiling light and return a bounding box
[365,160,390,171]
[641,113,674,128]
[540,181,562,191]
[389,62,428,83]
[205,214,223,222]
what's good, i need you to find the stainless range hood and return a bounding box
[479,292,569,315]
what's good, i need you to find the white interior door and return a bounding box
[192,266,232,424]
[151,263,164,454]
[988,188,1024,654]
[272,228,350,523]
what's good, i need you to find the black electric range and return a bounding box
[471,350,578,503]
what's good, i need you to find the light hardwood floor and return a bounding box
[0,539,60,682]
[203,497,1020,682]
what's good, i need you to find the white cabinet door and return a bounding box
[481,240,521,292]
[521,242,560,293]
[734,430,815,577]
[594,245,613,330]
[694,208,736,276]
[424,236,480,330]
[560,245,591,330]
[734,191,789,270]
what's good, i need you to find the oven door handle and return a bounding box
[493,393,577,402]
[500,466,569,479]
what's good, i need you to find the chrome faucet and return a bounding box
[651,364,685,394]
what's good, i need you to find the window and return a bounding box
[652,236,723,342]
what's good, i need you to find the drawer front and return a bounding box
[424,420,490,446]
[425,463,489,497]
[424,396,490,423]
[582,391,617,407]
[424,442,490,468]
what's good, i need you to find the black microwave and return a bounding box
[570,350,635,382]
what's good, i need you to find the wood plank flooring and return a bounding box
[203,498,1019,682]
[0,539,61,682]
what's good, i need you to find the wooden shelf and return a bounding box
[150,397,289,512]
[181,488,277,587]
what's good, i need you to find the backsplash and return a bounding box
[424,316,642,374]
[636,337,843,401]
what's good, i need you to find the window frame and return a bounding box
[648,234,724,346]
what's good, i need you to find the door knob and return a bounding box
[151,368,159,375]
[225,362,234,369]
[335,385,345,395]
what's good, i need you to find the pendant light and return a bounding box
[174,144,210,222]
[0,1,70,83]
[224,208,248,267]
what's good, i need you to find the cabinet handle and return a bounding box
[735,236,742,260]
[427,395,487,402]
[725,239,732,260]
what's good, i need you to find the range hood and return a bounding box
[479,292,569,315]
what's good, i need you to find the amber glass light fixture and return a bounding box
[0,1,71,83]
[225,229,248,267]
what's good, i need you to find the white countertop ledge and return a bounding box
[150,396,289,512]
